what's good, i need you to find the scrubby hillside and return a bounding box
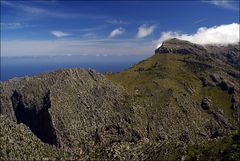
[0,39,239,160]
[106,39,240,160]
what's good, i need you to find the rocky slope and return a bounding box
[0,68,139,157]
[204,44,240,66]
[0,39,239,160]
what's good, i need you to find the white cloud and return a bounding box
[137,24,156,38]
[154,23,240,48]
[50,30,71,37]
[205,0,239,11]
[109,27,125,38]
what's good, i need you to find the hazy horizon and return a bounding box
[1,54,149,80]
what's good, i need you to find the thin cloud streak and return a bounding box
[71,25,107,32]
[204,0,239,11]
[1,0,108,19]
[106,19,131,25]
[193,18,208,25]
[0,22,34,29]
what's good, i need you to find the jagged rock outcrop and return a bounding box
[0,68,137,154]
[205,43,240,66]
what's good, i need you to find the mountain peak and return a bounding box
[155,38,240,66]
[155,38,207,55]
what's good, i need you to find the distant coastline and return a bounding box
[1,55,149,81]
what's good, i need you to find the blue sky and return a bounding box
[1,0,239,57]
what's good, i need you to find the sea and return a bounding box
[0,55,150,81]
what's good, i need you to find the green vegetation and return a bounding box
[106,52,238,160]
[185,130,240,161]
[107,53,233,122]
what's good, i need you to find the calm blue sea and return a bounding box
[0,55,149,81]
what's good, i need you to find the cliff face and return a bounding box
[155,38,240,66]
[0,69,138,152]
[1,39,240,160]
[155,38,207,55]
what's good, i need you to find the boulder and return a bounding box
[201,98,212,110]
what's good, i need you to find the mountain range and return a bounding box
[0,38,239,161]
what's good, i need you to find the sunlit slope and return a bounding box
[107,49,238,142]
